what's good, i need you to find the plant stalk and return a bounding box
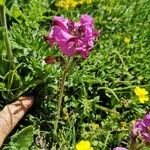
[1,5,15,69]
[97,105,119,114]
[54,58,70,136]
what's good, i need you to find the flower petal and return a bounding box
[113,147,127,150]
[143,112,150,126]
[53,16,69,31]
[80,14,94,27]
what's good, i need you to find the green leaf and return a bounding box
[5,0,17,10]
[4,69,22,90]
[10,126,34,150]
[0,58,9,76]
[3,0,22,19]
[4,5,12,16]
[0,82,6,90]
[0,0,5,5]
[11,5,22,18]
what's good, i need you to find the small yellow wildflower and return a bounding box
[56,0,78,9]
[134,86,149,103]
[120,121,126,130]
[79,0,92,4]
[76,140,94,150]
[91,123,99,130]
[56,0,92,9]
[86,0,92,4]
[124,37,130,44]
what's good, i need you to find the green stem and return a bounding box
[102,131,111,150]
[0,6,3,26]
[1,5,15,69]
[96,105,119,114]
[54,58,70,136]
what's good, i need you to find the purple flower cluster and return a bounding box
[44,14,99,59]
[132,112,150,143]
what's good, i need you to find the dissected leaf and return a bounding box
[9,126,34,150]
[0,82,6,90]
[4,69,22,90]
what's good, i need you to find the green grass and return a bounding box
[0,0,150,149]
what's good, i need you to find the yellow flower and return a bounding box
[86,0,92,4]
[120,121,126,129]
[56,0,78,9]
[76,140,94,150]
[56,0,92,9]
[91,123,99,129]
[134,86,149,103]
[79,0,92,4]
[124,37,130,44]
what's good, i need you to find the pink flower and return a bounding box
[132,112,150,143]
[44,14,99,59]
[143,112,150,126]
